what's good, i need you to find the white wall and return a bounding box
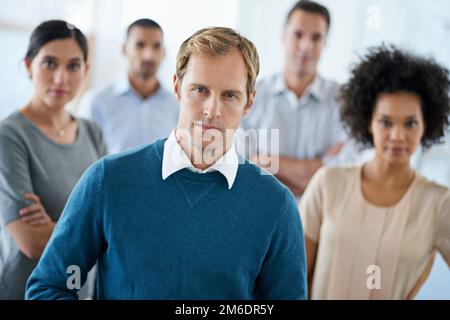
[237,0,450,84]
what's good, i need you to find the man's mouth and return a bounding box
[141,62,155,69]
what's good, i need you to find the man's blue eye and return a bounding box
[224,92,237,99]
[68,63,81,71]
[194,87,206,94]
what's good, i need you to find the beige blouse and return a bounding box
[299,165,450,300]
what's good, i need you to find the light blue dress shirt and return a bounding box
[238,73,357,165]
[79,78,179,154]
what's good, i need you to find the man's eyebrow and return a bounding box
[41,55,58,60]
[224,89,244,96]
[188,83,208,88]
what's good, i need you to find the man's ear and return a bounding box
[122,43,127,56]
[243,90,256,116]
[173,74,181,101]
[322,36,328,49]
[24,58,32,79]
[84,62,90,75]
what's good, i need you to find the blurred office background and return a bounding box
[0,0,449,299]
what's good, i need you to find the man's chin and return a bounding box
[290,61,314,75]
[194,139,222,151]
[192,136,226,150]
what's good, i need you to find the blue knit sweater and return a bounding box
[26,139,307,299]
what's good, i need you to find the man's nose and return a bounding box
[298,37,313,52]
[142,47,156,60]
[204,94,222,119]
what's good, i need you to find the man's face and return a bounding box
[124,26,165,80]
[283,10,328,77]
[174,49,255,154]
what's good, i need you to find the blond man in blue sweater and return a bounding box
[26,27,307,300]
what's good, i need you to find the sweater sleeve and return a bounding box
[25,159,106,300]
[256,190,307,300]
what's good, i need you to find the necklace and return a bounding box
[57,128,66,137]
[54,116,73,137]
[24,104,72,137]
[42,114,71,137]
[56,122,69,137]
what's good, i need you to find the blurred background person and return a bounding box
[79,18,178,154]
[239,0,357,198]
[300,46,450,299]
[0,20,107,299]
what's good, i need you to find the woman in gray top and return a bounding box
[0,20,107,299]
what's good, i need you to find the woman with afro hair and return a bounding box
[299,45,450,299]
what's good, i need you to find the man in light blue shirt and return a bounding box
[239,1,357,197]
[79,19,178,154]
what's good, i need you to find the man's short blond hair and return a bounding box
[176,27,260,101]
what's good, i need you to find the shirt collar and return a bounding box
[272,73,324,102]
[162,130,239,189]
[308,74,323,101]
[272,73,287,95]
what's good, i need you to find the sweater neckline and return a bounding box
[154,138,228,183]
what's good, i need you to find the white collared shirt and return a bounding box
[162,130,239,189]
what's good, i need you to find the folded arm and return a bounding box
[26,161,105,300]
